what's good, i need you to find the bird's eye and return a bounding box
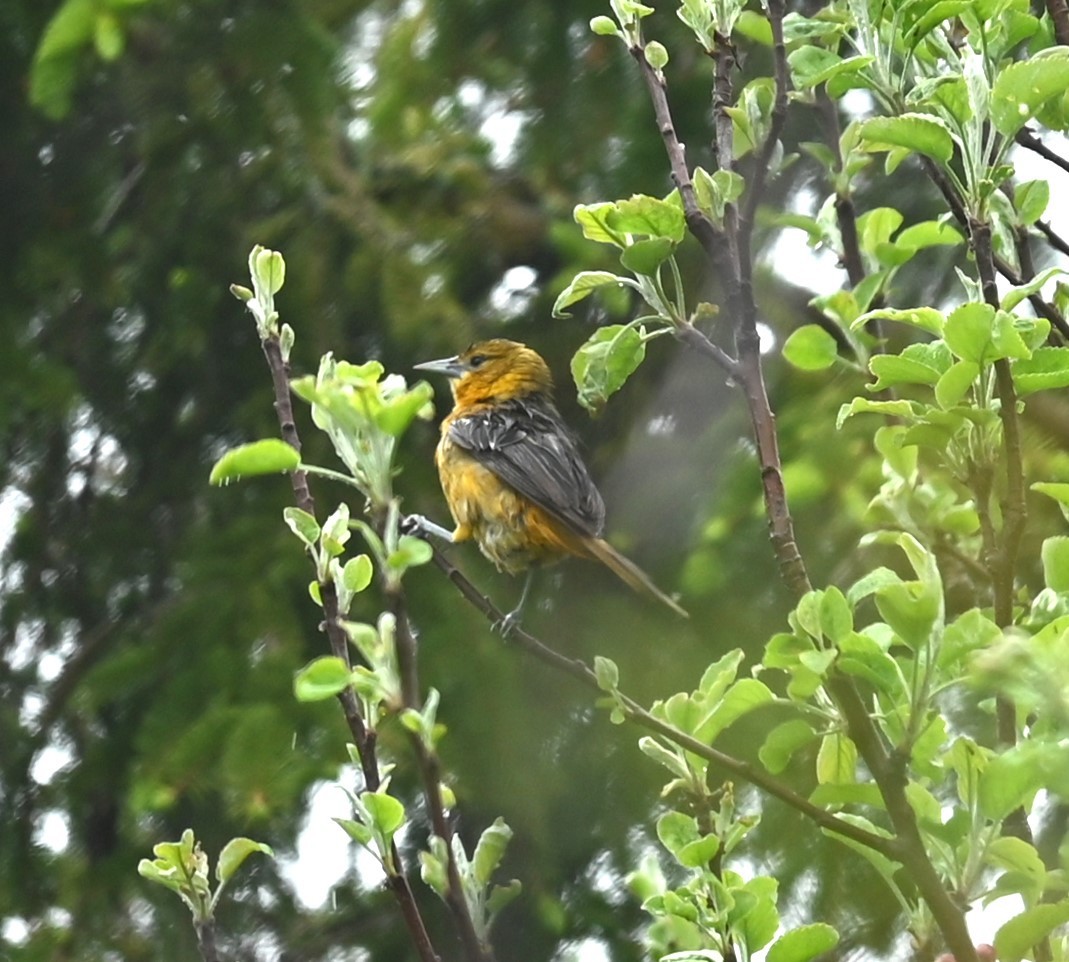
[469,354,488,368]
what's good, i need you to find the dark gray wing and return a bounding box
[448,395,606,537]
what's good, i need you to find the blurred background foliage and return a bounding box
[4,0,1067,960]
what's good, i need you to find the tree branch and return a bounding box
[258,335,440,962]
[1016,127,1069,177]
[421,542,900,859]
[741,0,789,233]
[1046,0,1069,46]
[389,592,494,962]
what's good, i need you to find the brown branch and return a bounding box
[1016,127,1069,177]
[1046,0,1069,46]
[195,920,221,962]
[257,335,440,962]
[741,0,789,233]
[389,593,494,962]
[921,158,1069,341]
[1036,219,1069,259]
[422,543,899,859]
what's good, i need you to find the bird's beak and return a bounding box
[414,355,467,379]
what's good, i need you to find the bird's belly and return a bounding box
[438,448,565,573]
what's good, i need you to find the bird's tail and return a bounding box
[585,537,689,618]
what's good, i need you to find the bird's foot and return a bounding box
[494,607,524,638]
[401,513,454,543]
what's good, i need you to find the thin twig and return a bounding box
[1036,219,1069,258]
[195,920,221,962]
[1016,127,1069,177]
[741,0,789,232]
[389,593,494,962]
[258,335,440,962]
[423,543,898,859]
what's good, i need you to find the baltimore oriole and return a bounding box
[412,339,687,626]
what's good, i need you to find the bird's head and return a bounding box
[414,339,554,406]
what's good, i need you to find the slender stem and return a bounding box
[258,335,441,962]
[389,588,494,962]
[1016,127,1069,177]
[1036,219,1069,259]
[424,544,898,858]
[195,920,221,962]
[741,0,789,233]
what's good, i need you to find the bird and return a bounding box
[412,338,687,630]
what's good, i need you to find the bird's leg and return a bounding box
[401,513,455,543]
[497,569,536,637]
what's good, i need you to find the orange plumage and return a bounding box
[415,339,686,619]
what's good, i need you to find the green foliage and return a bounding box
[138,828,273,921]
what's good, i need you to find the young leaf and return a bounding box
[783,324,838,371]
[472,818,513,885]
[991,50,1069,137]
[1012,347,1069,395]
[293,656,353,701]
[216,838,274,884]
[571,325,647,413]
[209,439,300,485]
[552,271,629,317]
[858,114,954,165]
[767,923,840,962]
[995,901,1069,962]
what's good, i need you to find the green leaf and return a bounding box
[1012,347,1069,395]
[589,15,620,36]
[759,720,817,774]
[979,748,1045,820]
[552,271,628,317]
[93,11,124,60]
[935,360,979,409]
[362,791,406,835]
[388,535,433,572]
[657,811,698,856]
[850,306,945,335]
[1016,179,1050,225]
[573,203,626,246]
[594,655,619,691]
[473,818,512,885]
[783,325,839,371]
[836,398,917,429]
[216,838,274,884]
[868,353,943,390]
[991,50,1069,136]
[820,587,853,643]
[944,302,996,362]
[606,194,686,243]
[283,507,321,548]
[767,923,840,962]
[571,325,647,413]
[341,555,374,593]
[816,732,857,785]
[904,2,972,46]
[697,679,774,743]
[620,237,676,276]
[644,41,669,69]
[837,632,904,699]
[1001,266,1067,311]
[638,737,690,779]
[995,901,1069,962]
[334,816,374,846]
[1032,482,1069,508]
[209,439,300,484]
[894,219,963,251]
[858,114,955,165]
[293,656,352,701]
[1042,536,1069,592]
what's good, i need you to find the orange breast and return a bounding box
[435,436,585,573]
